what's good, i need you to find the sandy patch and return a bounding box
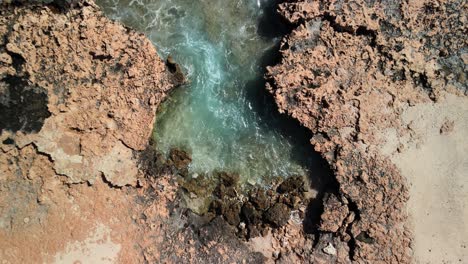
[53,223,121,264]
[384,92,468,263]
[248,231,275,261]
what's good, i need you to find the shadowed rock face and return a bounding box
[0,75,50,133]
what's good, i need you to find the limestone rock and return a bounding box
[0,0,178,186]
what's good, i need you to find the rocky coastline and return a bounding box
[0,0,466,263]
[266,0,467,262]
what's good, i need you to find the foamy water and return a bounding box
[96,0,314,183]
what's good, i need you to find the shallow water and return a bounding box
[96,0,315,184]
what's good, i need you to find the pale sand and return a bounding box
[52,223,121,264]
[384,93,468,263]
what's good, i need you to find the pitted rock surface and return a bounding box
[0,0,177,185]
[266,0,467,262]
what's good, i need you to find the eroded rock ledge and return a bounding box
[0,1,184,262]
[0,0,179,186]
[267,0,467,263]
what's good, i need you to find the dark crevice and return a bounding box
[322,13,355,34]
[322,13,378,47]
[345,199,361,260]
[26,143,62,183]
[356,26,377,47]
[9,52,26,72]
[257,0,295,39]
[2,138,15,145]
[411,70,432,92]
[118,138,137,151]
[89,51,112,61]
[0,75,51,134]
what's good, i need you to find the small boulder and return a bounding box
[222,201,241,226]
[277,176,305,194]
[216,171,240,187]
[323,243,336,255]
[241,202,261,225]
[249,189,271,211]
[168,148,192,172]
[264,203,290,227]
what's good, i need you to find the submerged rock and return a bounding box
[168,148,192,177]
[201,175,310,239]
[166,55,186,85]
[216,171,240,187]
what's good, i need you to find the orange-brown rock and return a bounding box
[266,0,466,262]
[0,1,270,263]
[0,0,182,262]
[1,0,466,262]
[0,0,177,186]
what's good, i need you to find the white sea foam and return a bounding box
[96,0,314,183]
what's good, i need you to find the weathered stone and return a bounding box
[222,201,241,226]
[241,202,261,225]
[0,0,177,185]
[264,203,290,227]
[166,55,186,85]
[168,148,192,174]
[216,171,240,187]
[277,176,305,194]
[249,189,271,211]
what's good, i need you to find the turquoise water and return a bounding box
[97,0,314,183]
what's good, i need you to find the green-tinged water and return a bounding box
[97,0,315,184]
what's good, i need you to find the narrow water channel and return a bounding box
[97,0,315,184]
